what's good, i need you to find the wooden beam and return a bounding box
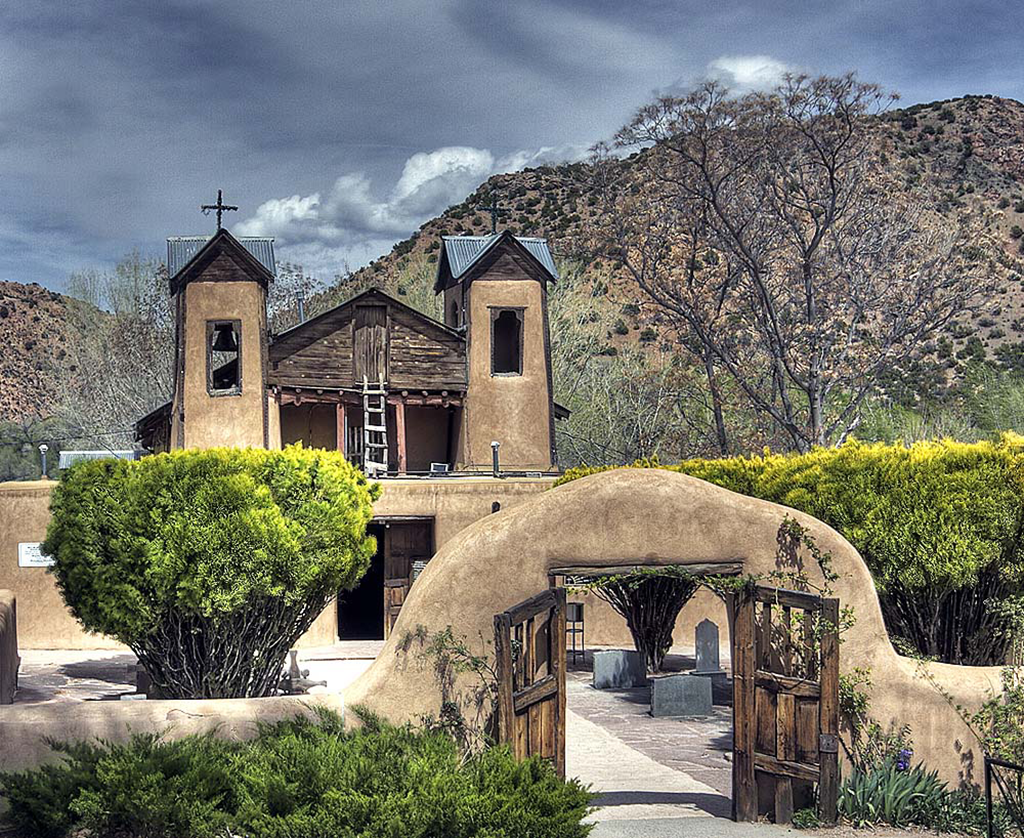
[395,399,407,474]
[336,402,346,455]
[754,753,819,783]
[549,561,743,578]
[754,670,821,698]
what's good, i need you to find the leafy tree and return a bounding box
[43,446,379,698]
[0,418,63,481]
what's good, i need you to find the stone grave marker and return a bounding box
[593,649,646,689]
[650,673,713,716]
[694,618,723,674]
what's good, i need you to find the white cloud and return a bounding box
[236,143,587,279]
[707,55,795,92]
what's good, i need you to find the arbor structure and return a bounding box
[591,74,997,452]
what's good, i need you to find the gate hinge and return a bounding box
[818,733,838,754]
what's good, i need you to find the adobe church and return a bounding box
[134,217,567,641]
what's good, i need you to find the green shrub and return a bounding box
[0,711,593,838]
[791,807,820,829]
[555,439,1024,664]
[838,762,947,828]
[0,734,235,838]
[43,446,379,698]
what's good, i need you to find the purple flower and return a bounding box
[896,748,913,771]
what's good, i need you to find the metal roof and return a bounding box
[167,236,276,278]
[442,234,559,281]
[58,450,140,469]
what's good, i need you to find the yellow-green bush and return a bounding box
[556,438,1024,664]
[44,445,380,698]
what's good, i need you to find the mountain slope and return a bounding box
[9,94,1024,425]
[325,94,1024,364]
[0,281,92,422]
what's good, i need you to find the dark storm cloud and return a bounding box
[1,0,1023,289]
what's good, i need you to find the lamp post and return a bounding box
[38,443,49,479]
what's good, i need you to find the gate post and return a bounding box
[818,597,840,824]
[730,586,758,822]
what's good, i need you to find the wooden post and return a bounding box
[731,587,758,822]
[394,399,407,474]
[818,597,840,825]
[552,587,567,778]
[494,613,515,747]
[335,402,346,455]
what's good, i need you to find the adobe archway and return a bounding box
[346,467,1002,784]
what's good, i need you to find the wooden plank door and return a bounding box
[494,588,567,777]
[731,584,838,825]
[382,520,433,639]
[354,305,388,384]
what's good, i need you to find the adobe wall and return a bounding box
[179,280,268,449]
[0,477,553,650]
[461,279,553,472]
[0,590,16,705]
[347,468,1004,786]
[0,692,345,772]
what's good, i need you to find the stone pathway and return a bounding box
[567,709,729,821]
[13,650,138,703]
[12,643,381,703]
[567,655,734,798]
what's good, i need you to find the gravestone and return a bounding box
[694,619,723,674]
[650,673,713,717]
[593,649,646,689]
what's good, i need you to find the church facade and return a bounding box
[134,225,566,640]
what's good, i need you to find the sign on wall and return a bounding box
[18,542,54,568]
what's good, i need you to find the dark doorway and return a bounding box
[338,524,385,640]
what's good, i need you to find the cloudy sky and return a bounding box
[3,1,1024,292]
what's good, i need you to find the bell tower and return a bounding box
[436,231,558,472]
[168,226,274,450]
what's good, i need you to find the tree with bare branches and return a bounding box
[590,74,998,452]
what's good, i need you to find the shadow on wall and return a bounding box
[345,468,1004,786]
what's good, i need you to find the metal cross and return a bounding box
[478,202,508,234]
[200,189,239,230]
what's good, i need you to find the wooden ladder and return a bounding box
[362,376,388,478]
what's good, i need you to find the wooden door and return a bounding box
[731,584,839,825]
[354,305,388,384]
[494,588,567,778]
[382,520,433,639]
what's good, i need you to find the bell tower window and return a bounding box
[207,319,242,395]
[491,308,523,376]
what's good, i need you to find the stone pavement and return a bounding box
[567,656,734,798]
[12,642,382,703]
[13,649,138,703]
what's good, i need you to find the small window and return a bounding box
[450,299,460,327]
[207,320,242,395]
[491,308,523,375]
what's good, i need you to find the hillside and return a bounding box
[323,94,1024,372]
[9,93,1024,427]
[0,281,91,422]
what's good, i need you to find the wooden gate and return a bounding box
[731,584,839,825]
[494,588,567,777]
[353,304,388,383]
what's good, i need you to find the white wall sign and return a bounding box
[18,542,54,568]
